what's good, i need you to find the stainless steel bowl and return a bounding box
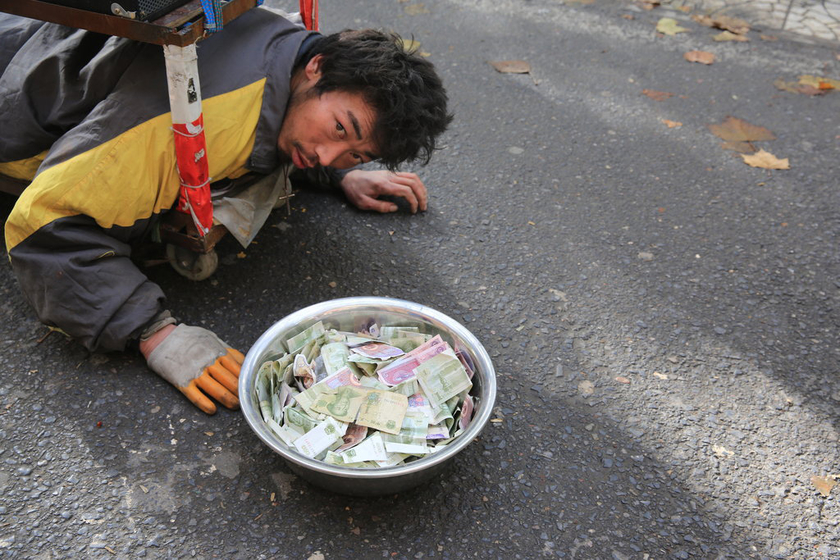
[239,297,497,496]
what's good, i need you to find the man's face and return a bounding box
[277,55,378,170]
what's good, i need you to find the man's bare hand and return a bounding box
[339,170,427,214]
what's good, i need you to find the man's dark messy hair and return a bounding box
[298,29,453,170]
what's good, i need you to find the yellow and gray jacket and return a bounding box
[0,9,315,352]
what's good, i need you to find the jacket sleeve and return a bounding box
[8,214,167,353]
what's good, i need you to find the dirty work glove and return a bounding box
[145,324,244,414]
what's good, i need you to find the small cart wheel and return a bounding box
[166,244,219,281]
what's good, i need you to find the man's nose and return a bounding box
[315,144,344,168]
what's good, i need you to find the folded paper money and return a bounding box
[254,319,478,468]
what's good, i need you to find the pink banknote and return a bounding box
[377,337,449,386]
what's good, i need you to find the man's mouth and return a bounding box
[292,145,314,169]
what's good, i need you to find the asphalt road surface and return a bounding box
[1,0,839,558]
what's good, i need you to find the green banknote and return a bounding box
[414,353,473,409]
[356,390,408,435]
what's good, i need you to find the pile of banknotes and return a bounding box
[254,320,477,468]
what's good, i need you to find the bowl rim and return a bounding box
[239,296,497,479]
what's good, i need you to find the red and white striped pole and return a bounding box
[163,43,213,237]
[300,0,319,30]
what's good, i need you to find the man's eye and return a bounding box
[336,122,345,135]
[352,153,362,162]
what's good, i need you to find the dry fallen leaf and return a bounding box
[773,78,828,96]
[692,14,749,34]
[638,0,660,9]
[713,31,749,42]
[760,34,778,41]
[653,372,669,380]
[662,119,683,128]
[712,15,750,34]
[489,60,531,74]
[656,17,688,35]
[615,376,631,384]
[237,251,247,259]
[811,475,837,497]
[741,149,790,170]
[684,50,715,64]
[692,14,714,26]
[798,74,840,90]
[710,116,775,154]
[772,78,803,94]
[708,116,776,143]
[642,88,675,101]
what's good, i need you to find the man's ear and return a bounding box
[305,54,323,81]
